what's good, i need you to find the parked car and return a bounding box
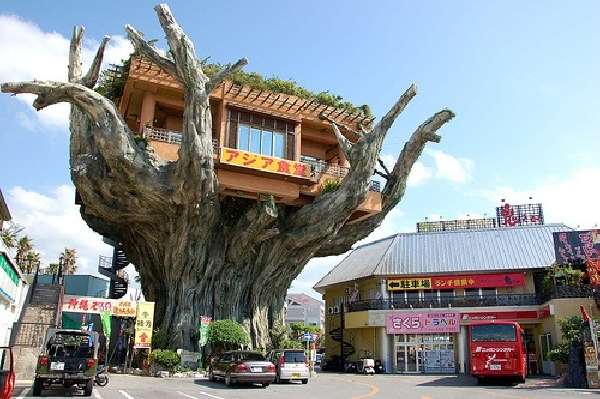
[32,329,99,397]
[267,349,309,384]
[0,347,15,399]
[208,351,275,387]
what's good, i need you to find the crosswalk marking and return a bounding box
[15,388,30,399]
[178,390,225,399]
[119,389,135,399]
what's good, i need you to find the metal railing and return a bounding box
[144,127,183,144]
[346,293,540,312]
[301,157,382,192]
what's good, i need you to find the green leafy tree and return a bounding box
[207,319,250,350]
[547,316,584,363]
[289,322,321,340]
[47,263,59,275]
[15,236,40,274]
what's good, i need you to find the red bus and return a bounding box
[469,321,526,383]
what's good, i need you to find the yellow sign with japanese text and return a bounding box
[387,278,432,291]
[134,302,155,349]
[220,148,311,178]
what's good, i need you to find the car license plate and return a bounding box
[50,361,65,371]
[489,364,501,371]
[251,367,262,372]
[292,372,301,378]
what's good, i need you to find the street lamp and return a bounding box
[57,255,64,285]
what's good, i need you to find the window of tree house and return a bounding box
[228,108,295,159]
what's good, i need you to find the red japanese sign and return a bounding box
[461,307,550,322]
[63,295,137,317]
[431,273,525,289]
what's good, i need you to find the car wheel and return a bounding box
[225,373,232,386]
[261,383,269,388]
[32,378,43,396]
[84,379,94,397]
[302,378,308,384]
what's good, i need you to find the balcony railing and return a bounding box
[301,157,382,192]
[144,127,182,144]
[346,294,541,312]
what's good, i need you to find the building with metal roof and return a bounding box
[315,223,571,292]
[316,222,599,378]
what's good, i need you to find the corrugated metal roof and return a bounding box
[314,223,571,291]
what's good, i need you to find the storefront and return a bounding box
[394,333,455,373]
[386,311,460,373]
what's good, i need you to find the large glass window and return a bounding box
[237,124,250,151]
[227,109,295,159]
[471,324,516,342]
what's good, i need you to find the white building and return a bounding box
[0,189,28,346]
[285,293,325,330]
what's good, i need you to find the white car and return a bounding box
[267,349,310,384]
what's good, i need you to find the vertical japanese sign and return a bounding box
[553,230,600,285]
[134,302,155,349]
[198,316,212,347]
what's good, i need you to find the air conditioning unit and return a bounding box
[345,287,351,295]
[333,306,340,314]
[327,306,335,314]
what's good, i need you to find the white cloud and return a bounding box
[480,167,600,229]
[379,154,433,187]
[6,185,112,275]
[0,14,133,130]
[426,149,474,184]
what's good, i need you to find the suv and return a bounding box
[32,329,99,397]
[267,349,309,384]
[208,351,275,387]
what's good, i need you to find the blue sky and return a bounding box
[1,1,599,299]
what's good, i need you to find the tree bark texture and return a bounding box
[1,4,454,350]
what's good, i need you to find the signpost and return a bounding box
[134,302,155,349]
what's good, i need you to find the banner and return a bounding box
[198,316,212,347]
[101,310,112,337]
[134,302,155,349]
[431,273,525,289]
[386,311,460,334]
[460,307,550,323]
[63,295,137,317]
[221,148,311,178]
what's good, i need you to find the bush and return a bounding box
[151,329,170,349]
[322,179,341,193]
[207,319,250,349]
[547,316,585,364]
[149,349,181,371]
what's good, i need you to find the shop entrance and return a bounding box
[393,334,456,373]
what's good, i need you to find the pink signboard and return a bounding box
[386,311,460,334]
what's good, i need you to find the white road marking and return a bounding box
[15,388,30,399]
[178,390,226,399]
[119,389,135,399]
[94,388,103,399]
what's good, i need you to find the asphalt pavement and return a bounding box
[11,373,599,399]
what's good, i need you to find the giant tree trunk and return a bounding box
[1,4,454,350]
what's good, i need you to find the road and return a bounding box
[11,373,598,399]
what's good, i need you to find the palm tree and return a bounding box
[0,222,22,250]
[61,248,78,275]
[15,236,34,273]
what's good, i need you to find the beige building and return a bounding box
[315,223,597,376]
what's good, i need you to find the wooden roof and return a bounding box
[128,57,374,131]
